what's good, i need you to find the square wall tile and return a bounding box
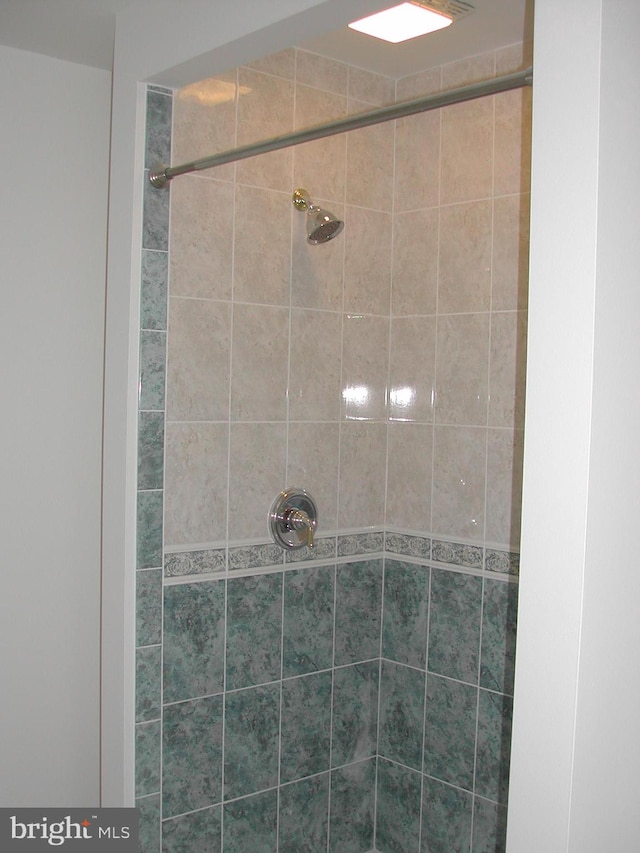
[140,249,168,332]
[294,84,347,202]
[438,200,492,315]
[137,411,164,491]
[385,424,433,532]
[172,72,237,178]
[421,776,473,853]
[139,329,166,412]
[162,695,223,818]
[223,789,278,853]
[280,671,332,782]
[136,720,161,797]
[166,297,231,422]
[226,573,283,690]
[233,185,292,306]
[338,423,387,529]
[164,423,229,547]
[375,759,421,853]
[332,661,379,767]
[329,759,376,853]
[475,690,513,804]
[136,645,161,723]
[169,176,234,300]
[440,98,493,205]
[423,673,477,790]
[136,490,163,570]
[334,560,382,666]
[471,796,508,853]
[162,805,221,853]
[389,316,436,423]
[136,569,162,647]
[283,565,334,677]
[435,313,490,427]
[228,423,287,540]
[378,661,425,771]
[144,88,172,169]
[480,579,518,695]
[136,795,160,853]
[224,684,280,800]
[428,569,482,684]
[236,68,294,191]
[288,309,343,422]
[343,206,392,316]
[431,425,487,542]
[391,208,439,317]
[163,580,226,704]
[382,560,430,669]
[278,773,330,853]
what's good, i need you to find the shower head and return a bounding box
[292,188,344,245]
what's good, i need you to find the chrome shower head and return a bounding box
[292,188,344,245]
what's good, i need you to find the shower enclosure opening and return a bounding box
[135,35,530,853]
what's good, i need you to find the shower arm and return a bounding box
[149,66,532,188]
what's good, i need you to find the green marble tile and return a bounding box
[137,411,164,490]
[278,773,330,853]
[378,661,425,771]
[423,674,477,790]
[224,683,280,800]
[375,758,421,853]
[163,580,225,704]
[428,569,482,684]
[162,805,221,853]
[162,695,223,818]
[335,560,383,666]
[226,573,283,690]
[382,560,430,669]
[136,569,162,647]
[143,179,170,251]
[223,790,277,853]
[141,250,168,332]
[137,794,160,853]
[471,796,507,853]
[474,690,512,804]
[145,88,172,169]
[136,645,161,723]
[136,720,161,797]
[421,777,472,853]
[329,759,376,853]
[332,661,379,767]
[283,565,334,677]
[480,579,518,695]
[139,329,166,412]
[137,490,163,569]
[281,671,332,783]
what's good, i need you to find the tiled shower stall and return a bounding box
[135,41,530,853]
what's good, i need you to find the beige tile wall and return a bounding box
[165,42,531,551]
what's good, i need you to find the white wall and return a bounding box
[0,46,110,806]
[507,0,640,849]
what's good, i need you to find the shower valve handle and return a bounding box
[269,488,318,551]
[284,508,314,550]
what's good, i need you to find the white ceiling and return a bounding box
[0,0,531,79]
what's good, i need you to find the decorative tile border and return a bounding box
[485,548,520,576]
[338,531,384,557]
[384,532,431,560]
[164,548,226,577]
[431,539,484,570]
[163,533,520,579]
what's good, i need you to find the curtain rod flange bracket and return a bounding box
[149,163,171,188]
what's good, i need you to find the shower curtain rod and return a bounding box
[149,65,532,188]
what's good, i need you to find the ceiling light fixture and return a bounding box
[348,2,453,44]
